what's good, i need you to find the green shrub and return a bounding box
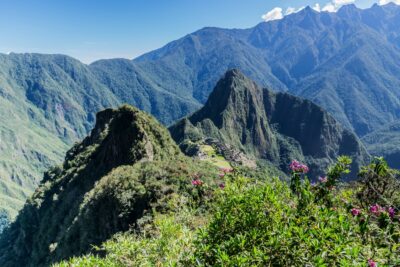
[55,197,204,267]
[357,157,400,208]
[194,160,400,266]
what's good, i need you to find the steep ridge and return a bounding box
[0,105,217,266]
[170,70,370,179]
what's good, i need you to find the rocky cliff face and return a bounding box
[170,70,370,179]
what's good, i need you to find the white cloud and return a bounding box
[379,0,400,5]
[322,3,337,12]
[285,6,305,15]
[312,3,321,12]
[261,0,360,22]
[261,7,284,22]
[285,7,296,15]
[321,0,355,12]
[333,0,355,5]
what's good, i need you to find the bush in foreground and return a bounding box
[56,158,400,266]
[195,158,400,266]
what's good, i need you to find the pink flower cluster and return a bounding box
[369,204,383,215]
[351,208,361,217]
[368,259,377,267]
[389,207,395,219]
[289,160,309,173]
[191,179,203,186]
[369,204,396,219]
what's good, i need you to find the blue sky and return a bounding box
[0,0,387,63]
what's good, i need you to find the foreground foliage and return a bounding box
[56,200,202,267]
[195,158,399,266]
[57,157,400,266]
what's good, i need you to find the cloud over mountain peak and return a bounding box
[261,0,356,22]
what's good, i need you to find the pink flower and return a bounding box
[219,183,225,189]
[351,208,361,217]
[289,160,300,171]
[389,207,395,219]
[218,173,225,178]
[370,204,381,215]
[191,179,203,186]
[318,176,328,183]
[289,160,309,173]
[368,259,377,267]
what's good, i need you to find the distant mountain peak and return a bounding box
[170,70,370,179]
[302,5,317,14]
[223,68,244,78]
[189,69,264,128]
[380,1,400,12]
[337,3,361,18]
[380,2,399,8]
[214,69,259,95]
[338,3,359,12]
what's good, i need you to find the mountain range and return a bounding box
[129,2,400,137]
[1,3,400,218]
